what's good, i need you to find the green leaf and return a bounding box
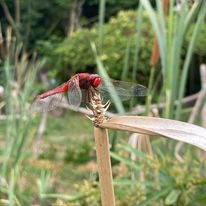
[110,151,140,171]
[40,192,88,201]
[140,0,166,77]
[137,186,173,206]
[165,189,181,205]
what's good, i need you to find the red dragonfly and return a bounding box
[32,73,147,112]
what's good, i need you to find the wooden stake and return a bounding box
[94,126,115,206]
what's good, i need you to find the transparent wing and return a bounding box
[68,75,82,107]
[98,80,147,101]
[31,93,64,112]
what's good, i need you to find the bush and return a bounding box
[38,10,154,84]
[186,23,206,57]
[64,140,93,164]
[38,10,206,86]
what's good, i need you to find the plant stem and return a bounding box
[165,0,173,118]
[98,0,106,54]
[94,127,115,206]
[132,5,143,83]
[146,66,155,114]
[121,40,131,81]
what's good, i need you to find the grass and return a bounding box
[44,112,93,140]
[0,112,96,202]
[31,112,93,158]
[0,107,205,205]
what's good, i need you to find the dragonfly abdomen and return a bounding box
[37,83,68,99]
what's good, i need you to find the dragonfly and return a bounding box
[32,73,147,112]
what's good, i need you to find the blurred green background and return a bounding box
[0,0,206,205]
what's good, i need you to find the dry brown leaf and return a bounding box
[100,116,206,151]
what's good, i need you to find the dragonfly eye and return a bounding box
[89,75,102,88]
[92,77,101,87]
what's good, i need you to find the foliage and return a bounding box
[39,144,58,160]
[0,31,45,204]
[140,0,206,119]
[38,10,154,83]
[84,0,140,19]
[0,111,95,205]
[64,140,93,164]
[0,49,44,169]
[0,0,148,50]
[110,145,206,206]
[0,0,76,49]
[47,145,206,206]
[186,23,206,57]
[38,7,206,85]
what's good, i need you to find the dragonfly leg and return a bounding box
[84,90,87,103]
[87,90,90,103]
[90,87,97,99]
[89,88,96,102]
[91,90,94,100]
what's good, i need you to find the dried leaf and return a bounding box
[100,116,206,151]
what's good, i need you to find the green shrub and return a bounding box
[186,23,206,57]
[38,10,154,84]
[38,10,206,86]
[39,144,58,160]
[64,140,93,164]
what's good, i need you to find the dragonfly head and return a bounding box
[89,74,102,88]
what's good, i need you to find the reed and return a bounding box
[141,0,206,119]
[0,27,45,203]
[98,0,106,54]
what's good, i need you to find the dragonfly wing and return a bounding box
[98,85,130,101]
[68,75,82,107]
[112,80,147,97]
[98,80,147,101]
[31,93,64,112]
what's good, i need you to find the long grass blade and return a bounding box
[130,5,144,108]
[98,0,106,53]
[8,169,15,206]
[110,151,140,171]
[121,40,131,81]
[170,1,187,107]
[91,42,125,114]
[137,185,173,206]
[40,193,88,201]
[1,58,16,176]
[140,0,166,78]
[132,5,143,83]
[165,0,173,117]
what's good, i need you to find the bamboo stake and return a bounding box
[94,127,115,206]
[87,92,115,206]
